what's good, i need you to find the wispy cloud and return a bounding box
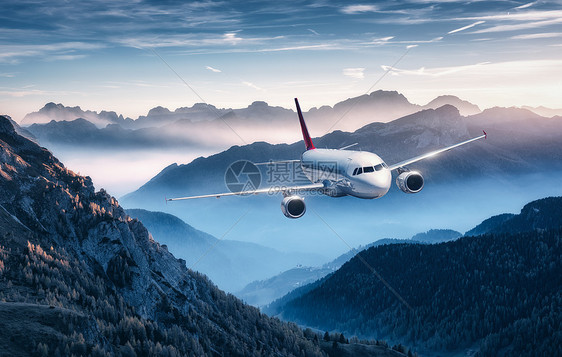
[341,5,378,15]
[223,32,243,45]
[342,68,365,79]
[473,18,562,34]
[511,32,562,40]
[370,36,394,45]
[47,54,88,61]
[256,44,333,52]
[242,81,264,91]
[308,28,320,35]
[381,62,492,77]
[448,21,485,34]
[0,42,104,62]
[514,1,538,10]
[205,66,222,73]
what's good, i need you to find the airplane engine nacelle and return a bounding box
[281,196,306,219]
[396,171,424,194]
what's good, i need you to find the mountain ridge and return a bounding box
[266,196,562,356]
[0,115,342,356]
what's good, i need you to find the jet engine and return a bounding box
[396,171,424,194]
[281,196,306,219]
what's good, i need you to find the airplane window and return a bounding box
[382,162,388,169]
[357,167,363,175]
[352,168,358,175]
[363,166,374,173]
[374,164,382,171]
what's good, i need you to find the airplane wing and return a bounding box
[388,131,487,171]
[253,159,301,166]
[166,183,325,202]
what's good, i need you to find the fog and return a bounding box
[121,167,562,259]
[48,145,219,197]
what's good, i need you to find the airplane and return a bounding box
[167,98,487,218]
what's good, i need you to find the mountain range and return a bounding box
[237,229,462,307]
[123,102,562,206]
[125,209,326,293]
[1,115,408,356]
[22,91,488,150]
[265,197,562,356]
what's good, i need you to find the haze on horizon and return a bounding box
[1,0,561,124]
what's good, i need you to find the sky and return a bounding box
[1,0,561,123]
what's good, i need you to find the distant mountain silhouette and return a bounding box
[21,102,131,128]
[126,209,325,292]
[423,95,480,116]
[410,229,461,243]
[26,118,202,149]
[21,91,486,149]
[465,197,562,236]
[267,197,562,356]
[521,105,562,118]
[465,213,515,236]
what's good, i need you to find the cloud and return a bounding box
[47,54,88,61]
[370,36,394,45]
[473,18,562,34]
[514,1,537,10]
[459,9,562,22]
[205,66,222,73]
[342,68,365,79]
[341,5,378,14]
[308,29,320,35]
[242,81,264,91]
[256,44,333,52]
[448,21,485,34]
[0,42,104,62]
[381,62,492,77]
[223,32,242,45]
[511,32,562,40]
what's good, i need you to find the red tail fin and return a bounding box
[295,98,315,150]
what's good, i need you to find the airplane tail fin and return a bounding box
[295,98,316,150]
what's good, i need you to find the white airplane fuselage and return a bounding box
[301,148,392,199]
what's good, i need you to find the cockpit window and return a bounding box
[352,168,358,175]
[382,162,388,169]
[356,167,363,175]
[363,166,374,173]
[374,164,382,171]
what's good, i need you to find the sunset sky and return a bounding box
[1,0,561,122]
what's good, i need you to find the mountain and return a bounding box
[123,103,562,208]
[21,102,131,128]
[410,229,461,243]
[464,213,515,236]
[125,209,326,292]
[521,105,562,118]
[267,197,562,356]
[21,91,483,150]
[0,115,367,356]
[237,233,456,307]
[26,119,201,149]
[465,197,562,236]
[423,95,481,116]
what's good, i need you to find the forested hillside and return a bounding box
[273,203,562,356]
[0,115,333,356]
